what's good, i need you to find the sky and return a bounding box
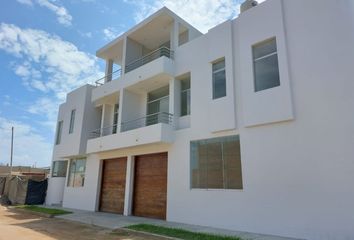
[0,0,265,167]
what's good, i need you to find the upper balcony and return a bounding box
[86,78,176,153]
[93,7,202,98]
[125,46,173,74]
[86,112,175,153]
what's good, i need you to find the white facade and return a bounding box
[46,1,354,239]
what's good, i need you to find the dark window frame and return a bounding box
[52,160,68,177]
[55,120,63,145]
[180,74,191,117]
[212,58,227,99]
[69,109,76,134]
[252,37,281,92]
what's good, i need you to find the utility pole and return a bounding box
[10,126,14,174]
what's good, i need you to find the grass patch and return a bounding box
[15,205,72,215]
[125,224,242,240]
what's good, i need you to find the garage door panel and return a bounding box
[133,152,167,220]
[99,158,127,214]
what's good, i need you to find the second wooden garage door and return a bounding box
[99,157,127,214]
[133,152,167,220]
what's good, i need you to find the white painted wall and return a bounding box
[62,154,101,211]
[46,177,66,206]
[168,1,354,240]
[126,38,143,65]
[120,89,145,123]
[52,84,97,159]
[49,84,98,207]
[49,1,354,239]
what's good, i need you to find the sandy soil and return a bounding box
[0,205,167,240]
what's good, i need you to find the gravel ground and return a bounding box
[0,205,168,240]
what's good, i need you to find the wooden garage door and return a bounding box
[133,152,167,219]
[99,158,127,214]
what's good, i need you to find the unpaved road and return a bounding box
[0,206,167,240]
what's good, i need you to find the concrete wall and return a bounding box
[120,89,146,123]
[52,84,97,159]
[125,38,143,65]
[49,1,354,239]
[46,177,66,206]
[48,85,98,206]
[62,154,101,211]
[168,1,354,240]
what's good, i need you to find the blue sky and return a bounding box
[0,0,262,167]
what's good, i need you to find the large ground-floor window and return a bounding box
[191,135,243,189]
[67,158,86,187]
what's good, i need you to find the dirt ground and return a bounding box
[0,205,168,240]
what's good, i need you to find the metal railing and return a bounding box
[89,124,118,139]
[89,112,173,139]
[121,112,173,132]
[125,47,174,73]
[94,69,121,86]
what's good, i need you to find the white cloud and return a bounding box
[17,0,73,26]
[103,27,122,41]
[16,0,33,6]
[0,23,103,101]
[0,117,52,167]
[0,23,104,131]
[28,97,59,128]
[37,0,73,26]
[127,0,267,33]
[126,0,238,33]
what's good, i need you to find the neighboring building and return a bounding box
[0,166,49,177]
[45,1,354,239]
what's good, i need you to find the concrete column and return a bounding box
[100,105,106,137]
[174,79,181,118]
[117,90,124,133]
[105,59,113,83]
[122,36,127,75]
[169,78,180,128]
[123,155,135,216]
[100,104,114,136]
[170,20,179,54]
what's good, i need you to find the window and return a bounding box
[67,158,86,187]
[146,86,169,126]
[253,38,280,92]
[52,161,68,177]
[69,109,76,134]
[180,75,191,116]
[55,121,63,145]
[112,104,119,134]
[212,58,226,99]
[191,135,243,189]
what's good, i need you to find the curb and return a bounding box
[118,228,180,240]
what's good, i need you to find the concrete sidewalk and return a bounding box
[53,207,303,240]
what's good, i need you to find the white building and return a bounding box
[45,0,354,239]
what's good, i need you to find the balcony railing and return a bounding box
[94,69,121,86]
[121,112,173,132]
[125,47,174,73]
[89,124,118,139]
[89,112,173,139]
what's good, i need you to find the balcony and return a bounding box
[91,69,122,103]
[94,69,122,86]
[121,112,172,132]
[125,47,173,73]
[86,112,174,153]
